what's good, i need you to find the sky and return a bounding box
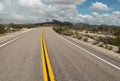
[0,0,120,25]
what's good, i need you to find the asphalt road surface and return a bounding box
[0,27,120,81]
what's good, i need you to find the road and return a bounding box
[0,27,120,81]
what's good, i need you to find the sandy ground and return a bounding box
[78,31,115,38]
[0,28,33,43]
[65,36,120,61]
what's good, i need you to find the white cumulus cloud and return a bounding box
[43,0,85,5]
[0,0,120,25]
[89,2,112,11]
[18,0,41,7]
[0,2,3,11]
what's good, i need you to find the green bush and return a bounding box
[77,35,82,40]
[96,36,120,46]
[9,24,22,30]
[92,41,99,45]
[62,30,73,36]
[118,45,120,53]
[0,23,39,34]
[53,27,64,34]
[105,45,113,50]
[83,38,88,42]
[75,31,79,36]
[108,46,113,50]
[0,25,6,34]
[105,44,109,49]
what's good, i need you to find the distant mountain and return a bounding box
[36,20,73,26]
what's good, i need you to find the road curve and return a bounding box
[0,27,120,81]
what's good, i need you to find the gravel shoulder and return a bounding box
[65,36,120,61]
[0,28,34,43]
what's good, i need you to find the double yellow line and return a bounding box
[41,31,55,81]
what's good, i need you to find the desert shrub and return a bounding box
[62,30,73,36]
[53,27,64,34]
[72,35,76,38]
[114,36,120,46]
[105,45,113,50]
[91,41,99,45]
[0,25,6,34]
[83,38,88,42]
[9,24,22,30]
[97,36,120,46]
[97,37,105,42]
[77,36,82,40]
[53,26,73,36]
[105,44,109,49]
[118,45,120,53]
[85,31,88,33]
[75,31,79,36]
[109,46,113,50]
[85,35,94,39]
[98,42,104,47]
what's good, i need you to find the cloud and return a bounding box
[89,2,112,11]
[0,0,86,23]
[0,2,4,11]
[86,11,120,25]
[0,0,120,26]
[43,0,85,5]
[113,11,120,15]
[18,0,41,7]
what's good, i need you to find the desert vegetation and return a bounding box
[53,26,73,36]
[0,23,39,34]
[0,24,6,34]
[52,22,120,53]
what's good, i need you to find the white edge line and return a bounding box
[59,35,120,71]
[0,29,33,48]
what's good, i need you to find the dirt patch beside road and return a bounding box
[0,28,34,43]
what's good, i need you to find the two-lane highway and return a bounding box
[0,28,43,81]
[44,27,120,81]
[0,27,120,81]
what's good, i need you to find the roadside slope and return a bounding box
[45,27,120,81]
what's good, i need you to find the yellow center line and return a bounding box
[41,31,55,81]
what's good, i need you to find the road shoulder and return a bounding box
[0,28,34,45]
[64,35,120,61]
